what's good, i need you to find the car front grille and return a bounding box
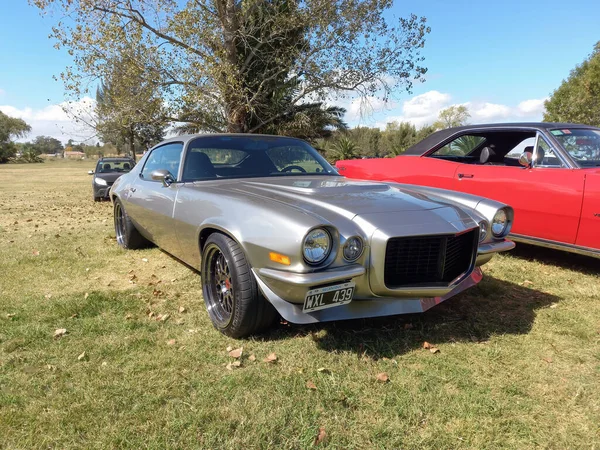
[384,229,478,288]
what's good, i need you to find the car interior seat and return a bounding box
[183,151,217,180]
[479,146,497,164]
[103,163,111,171]
[123,163,130,170]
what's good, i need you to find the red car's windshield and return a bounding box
[551,128,600,167]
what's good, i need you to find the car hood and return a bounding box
[221,176,450,219]
[95,172,128,183]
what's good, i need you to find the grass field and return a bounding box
[0,160,599,449]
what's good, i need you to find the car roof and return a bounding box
[403,122,600,156]
[99,157,134,161]
[151,133,308,149]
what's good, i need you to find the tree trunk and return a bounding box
[129,129,136,162]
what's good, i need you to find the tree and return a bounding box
[95,49,167,161]
[433,105,470,130]
[0,111,31,163]
[31,135,64,154]
[327,136,360,162]
[33,0,431,135]
[544,42,600,126]
[382,121,418,156]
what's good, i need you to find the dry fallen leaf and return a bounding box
[77,351,87,361]
[54,328,67,338]
[141,258,149,262]
[376,372,390,383]
[543,357,553,363]
[70,314,78,319]
[248,354,256,362]
[32,250,40,256]
[125,314,133,320]
[6,313,16,319]
[101,361,108,367]
[229,347,243,358]
[159,314,170,322]
[317,367,331,374]
[167,339,177,346]
[46,364,57,371]
[84,292,89,300]
[423,341,432,349]
[314,426,327,446]
[306,380,317,390]
[429,347,440,354]
[226,345,233,352]
[264,352,278,363]
[44,293,52,300]
[178,306,186,313]
[226,361,242,370]
[148,311,155,319]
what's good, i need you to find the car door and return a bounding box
[126,142,185,255]
[452,134,585,244]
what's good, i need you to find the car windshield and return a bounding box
[182,136,337,181]
[551,128,600,167]
[96,160,134,173]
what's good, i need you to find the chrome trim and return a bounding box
[258,265,366,287]
[510,234,600,259]
[478,239,515,255]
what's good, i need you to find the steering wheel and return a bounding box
[281,165,307,173]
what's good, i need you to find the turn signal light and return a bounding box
[269,252,291,266]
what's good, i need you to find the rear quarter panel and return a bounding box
[576,172,600,250]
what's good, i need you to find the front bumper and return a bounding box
[254,238,514,324]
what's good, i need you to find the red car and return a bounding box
[337,122,600,259]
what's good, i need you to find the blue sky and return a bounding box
[1,0,599,142]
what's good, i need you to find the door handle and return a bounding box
[458,173,474,179]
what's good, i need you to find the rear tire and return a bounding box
[201,233,277,338]
[113,198,150,249]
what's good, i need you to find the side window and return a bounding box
[534,137,564,168]
[433,135,485,156]
[141,143,184,181]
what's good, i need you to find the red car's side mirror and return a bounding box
[519,151,533,168]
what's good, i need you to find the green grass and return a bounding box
[1,160,599,449]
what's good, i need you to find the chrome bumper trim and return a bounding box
[510,234,599,259]
[478,239,515,255]
[257,265,366,287]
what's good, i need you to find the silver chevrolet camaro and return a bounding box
[110,134,515,337]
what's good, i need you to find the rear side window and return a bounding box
[433,135,486,156]
[141,143,184,181]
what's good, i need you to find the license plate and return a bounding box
[302,282,355,313]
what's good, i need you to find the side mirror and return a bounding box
[88,170,94,175]
[519,151,532,168]
[150,169,175,187]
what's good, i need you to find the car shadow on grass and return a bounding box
[509,243,599,275]
[261,276,560,358]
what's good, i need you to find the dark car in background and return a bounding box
[89,157,135,201]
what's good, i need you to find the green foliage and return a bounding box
[31,135,64,154]
[19,144,44,163]
[33,0,430,135]
[0,111,31,163]
[433,105,470,130]
[327,136,360,162]
[544,42,600,126]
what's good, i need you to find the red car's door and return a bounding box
[452,164,585,243]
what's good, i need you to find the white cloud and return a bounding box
[372,90,547,129]
[0,97,97,144]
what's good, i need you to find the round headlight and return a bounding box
[95,177,108,186]
[303,228,331,264]
[492,209,509,237]
[343,236,364,261]
[479,221,489,242]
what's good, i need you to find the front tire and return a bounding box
[113,198,150,249]
[201,233,277,338]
